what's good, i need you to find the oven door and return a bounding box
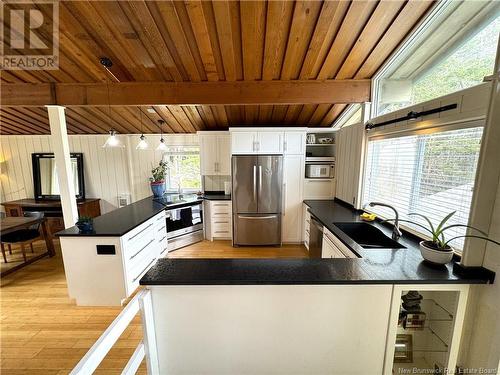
[166,203,203,239]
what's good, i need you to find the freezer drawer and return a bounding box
[233,214,281,246]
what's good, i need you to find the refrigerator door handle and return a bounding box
[259,165,263,196]
[238,215,277,220]
[253,165,257,202]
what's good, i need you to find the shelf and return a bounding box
[396,327,449,353]
[306,143,335,147]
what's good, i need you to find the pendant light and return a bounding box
[136,108,148,150]
[100,57,124,148]
[156,119,168,151]
[102,129,124,148]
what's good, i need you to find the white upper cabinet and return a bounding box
[217,134,231,175]
[199,132,231,175]
[257,131,283,154]
[231,131,257,154]
[230,128,306,155]
[283,131,305,155]
[200,135,218,175]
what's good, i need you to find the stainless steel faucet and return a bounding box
[366,202,402,241]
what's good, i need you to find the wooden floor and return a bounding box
[0,239,307,374]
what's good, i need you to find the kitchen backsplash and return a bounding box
[203,175,231,192]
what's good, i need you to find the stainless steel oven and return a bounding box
[166,202,204,251]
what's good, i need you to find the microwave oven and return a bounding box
[305,164,334,178]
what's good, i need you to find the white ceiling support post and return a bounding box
[46,105,79,228]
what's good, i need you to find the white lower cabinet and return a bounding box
[322,227,357,258]
[59,210,167,306]
[204,200,232,240]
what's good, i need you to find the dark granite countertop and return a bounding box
[56,194,203,237]
[141,199,494,285]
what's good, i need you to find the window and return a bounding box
[163,146,201,192]
[333,104,363,129]
[362,126,483,251]
[374,2,500,116]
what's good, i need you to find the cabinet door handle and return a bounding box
[157,226,166,233]
[160,247,168,255]
[133,258,156,282]
[127,223,153,242]
[158,236,166,242]
[284,140,287,152]
[130,239,154,260]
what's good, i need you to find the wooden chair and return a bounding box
[1,212,44,263]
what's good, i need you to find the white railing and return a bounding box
[70,289,158,375]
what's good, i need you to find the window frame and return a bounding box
[162,145,201,194]
[371,1,499,118]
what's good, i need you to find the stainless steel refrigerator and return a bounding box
[232,155,283,246]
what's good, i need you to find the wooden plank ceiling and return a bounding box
[0,0,434,134]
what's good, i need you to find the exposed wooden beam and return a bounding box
[1,80,370,107]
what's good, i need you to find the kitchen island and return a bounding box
[56,194,203,305]
[139,199,494,375]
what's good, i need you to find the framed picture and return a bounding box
[394,334,413,363]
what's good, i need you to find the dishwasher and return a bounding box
[309,216,323,258]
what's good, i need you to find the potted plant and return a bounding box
[386,211,500,264]
[150,160,168,197]
[76,216,93,233]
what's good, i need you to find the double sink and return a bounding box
[333,222,406,249]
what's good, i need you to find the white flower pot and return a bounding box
[419,241,453,265]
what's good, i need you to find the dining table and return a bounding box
[0,216,55,276]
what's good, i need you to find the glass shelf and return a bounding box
[396,327,449,353]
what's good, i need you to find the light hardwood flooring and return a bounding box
[1,239,307,374]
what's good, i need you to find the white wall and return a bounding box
[0,134,198,214]
[459,179,500,370]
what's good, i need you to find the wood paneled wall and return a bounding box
[0,134,198,214]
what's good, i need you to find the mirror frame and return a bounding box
[32,152,85,200]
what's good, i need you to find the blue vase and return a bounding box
[151,181,166,197]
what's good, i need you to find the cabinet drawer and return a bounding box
[158,233,168,258]
[211,217,231,225]
[125,237,157,271]
[210,202,231,214]
[124,220,155,244]
[212,222,231,232]
[123,225,156,257]
[125,253,157,295]
[212,223,231,237]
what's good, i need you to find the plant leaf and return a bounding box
[409,213,436,241]
[437,224,487,237]
[436,211,456,233]
[444,235,500,248]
